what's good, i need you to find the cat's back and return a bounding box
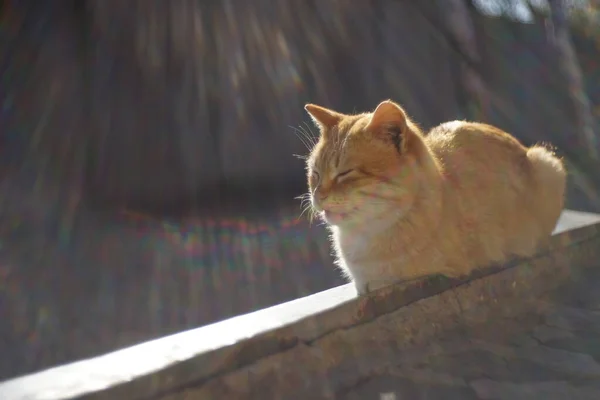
[422,120,565,268]
[424,120,534,203]
[425,120,528,167]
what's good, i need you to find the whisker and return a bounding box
[299,199,317,223]
[300,122,318,143]
[290,125,314,151]
[299,201,310,212]
[298,133,316,151]
[299,204,312,219]
[300,122,318,147]
[295,192,316,222]
[301,121,317,135]
[295,193,311,203]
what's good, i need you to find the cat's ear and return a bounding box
[304,104,343,130]
[366,100,407,132]
[366,100,407,152]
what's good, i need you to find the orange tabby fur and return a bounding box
[304,100,566,295]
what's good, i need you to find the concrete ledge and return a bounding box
[1,210,600,400]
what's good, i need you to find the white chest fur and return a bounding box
[331,227,402,294]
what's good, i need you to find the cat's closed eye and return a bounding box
[310,171,320,185]
[335,169,354,182]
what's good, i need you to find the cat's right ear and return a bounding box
[366,100,408,153]
[366,100,407,133]
[304,104,342,131]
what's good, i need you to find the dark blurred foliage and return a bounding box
[0,0,599,380]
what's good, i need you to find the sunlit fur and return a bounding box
[303,100,566,295]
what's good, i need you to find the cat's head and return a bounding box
[304,100,427,228]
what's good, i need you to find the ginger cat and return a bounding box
[304,100,566,295]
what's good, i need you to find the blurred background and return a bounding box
[0,0,599,381]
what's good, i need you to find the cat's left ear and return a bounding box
[366,100,407,152]
[304,104,343,131]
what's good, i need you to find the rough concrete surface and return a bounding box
[340,267,600,400]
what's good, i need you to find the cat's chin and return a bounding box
[321,210,351,226]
